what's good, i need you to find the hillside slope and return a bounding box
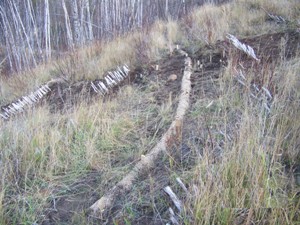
[0,0,300,224]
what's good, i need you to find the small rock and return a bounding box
[168,74,177,82]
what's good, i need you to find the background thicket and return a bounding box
[0,0,226,73]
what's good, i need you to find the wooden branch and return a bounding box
[176,177,189,195]
[89,54,192,218]
[0,65,129,121]
[163,186,182,212]
[168,207,179,225]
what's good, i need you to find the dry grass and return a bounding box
[185,0,300,45]
[186,57,300,224]
[0,78,176,223]
[0,19,182,104]
[0,0,300,224]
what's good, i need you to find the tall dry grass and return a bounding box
[0,0,299,224]
[185,0,300,46]
[0,18,183,105]
[187,51,300,225]
[0,78,176,223]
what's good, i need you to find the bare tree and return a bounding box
[0,0,223,73]
[0,0,37,72]
[70,0,81,46]
[62,0,74,50]
[44,0,51,59]
[85,0,93,42]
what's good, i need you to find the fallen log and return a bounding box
[89,53,192,218]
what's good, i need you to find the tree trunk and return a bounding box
[90,49,192,217]
[85,0,93,42]
[26,0,43,62]
[71,0,81,46]
[62,0,74,49]
[165,0,169,18]
[44,0,51,60]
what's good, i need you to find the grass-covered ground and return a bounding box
[0,0,300,224]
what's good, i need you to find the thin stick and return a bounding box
[164,186,182,213]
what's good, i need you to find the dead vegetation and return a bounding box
[0,0,300,224]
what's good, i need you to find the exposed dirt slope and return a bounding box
[1,30,298,122]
